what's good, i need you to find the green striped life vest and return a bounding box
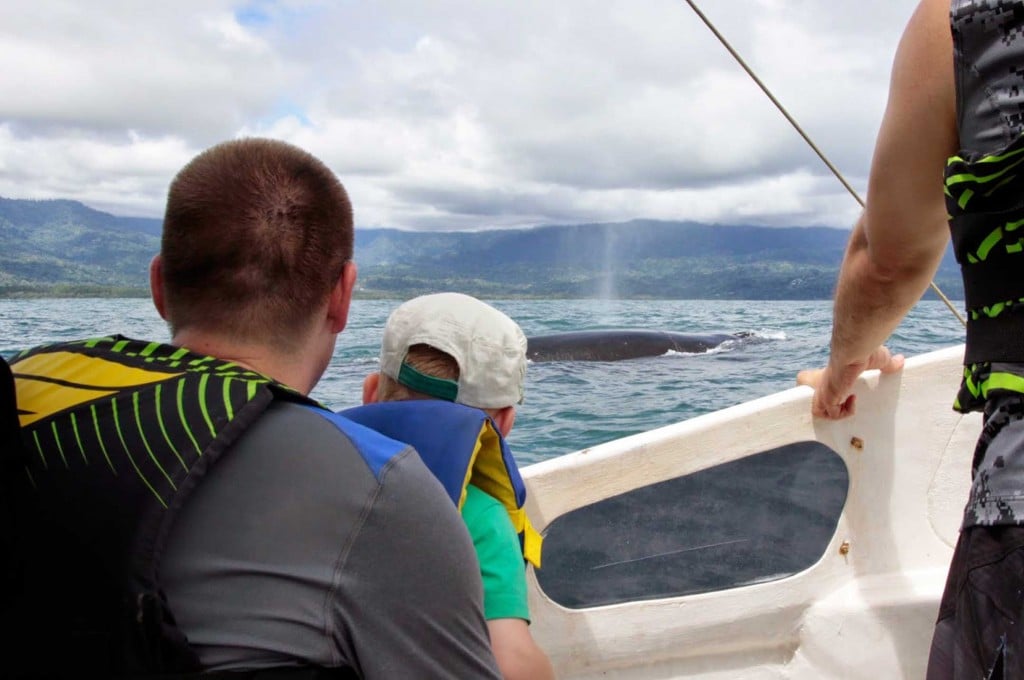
[7,335,314,675]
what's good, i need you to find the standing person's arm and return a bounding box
[797,0,959,418]
[337,448,503,680]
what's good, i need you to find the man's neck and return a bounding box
[170,329,325,396]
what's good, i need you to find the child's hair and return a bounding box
[377,343,505,418]
[377,344,458,401]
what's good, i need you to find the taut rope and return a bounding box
[682,0,967,327]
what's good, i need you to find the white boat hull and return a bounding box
[523,344,978,679]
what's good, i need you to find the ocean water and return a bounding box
[0,297,966,464]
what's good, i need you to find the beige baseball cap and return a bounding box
[379,292,527,408]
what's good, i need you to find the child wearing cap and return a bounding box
[347,292,554,680]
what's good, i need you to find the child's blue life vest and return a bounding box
[341,400,543,567]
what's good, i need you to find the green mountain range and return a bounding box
[0,197,964,300]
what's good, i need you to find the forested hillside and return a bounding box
[0,198,963,300]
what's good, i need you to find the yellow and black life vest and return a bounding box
[5,335,334,677]
[342,400,543,568]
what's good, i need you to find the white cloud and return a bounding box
[0,3,293,138]
[0,0,918,226]
[0,125,192,216]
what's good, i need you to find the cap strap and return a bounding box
[397,362,458,401]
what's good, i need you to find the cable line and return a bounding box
[682,0,966,327]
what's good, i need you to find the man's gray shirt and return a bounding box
[161,400,502,678]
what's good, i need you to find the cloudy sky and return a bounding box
[0,0,918,231]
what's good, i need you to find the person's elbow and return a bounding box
[858,220,949,291]
[868,239,947,289]
[488,618,556,680]
[859,200,950,286]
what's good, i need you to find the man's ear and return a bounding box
[362,373,380,405]
[149,255,167,320]
[327,261,358,334]
[491,406,516,437]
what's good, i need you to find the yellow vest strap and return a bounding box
[509,507,544,568]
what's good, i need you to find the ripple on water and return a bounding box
[0,298,967,463]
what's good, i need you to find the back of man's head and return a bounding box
[377,293,527,410]
[159,138,353,347]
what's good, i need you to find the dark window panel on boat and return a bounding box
[535,441,848,608]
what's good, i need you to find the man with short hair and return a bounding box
[6,139,501,679]
[346,292,555,680]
